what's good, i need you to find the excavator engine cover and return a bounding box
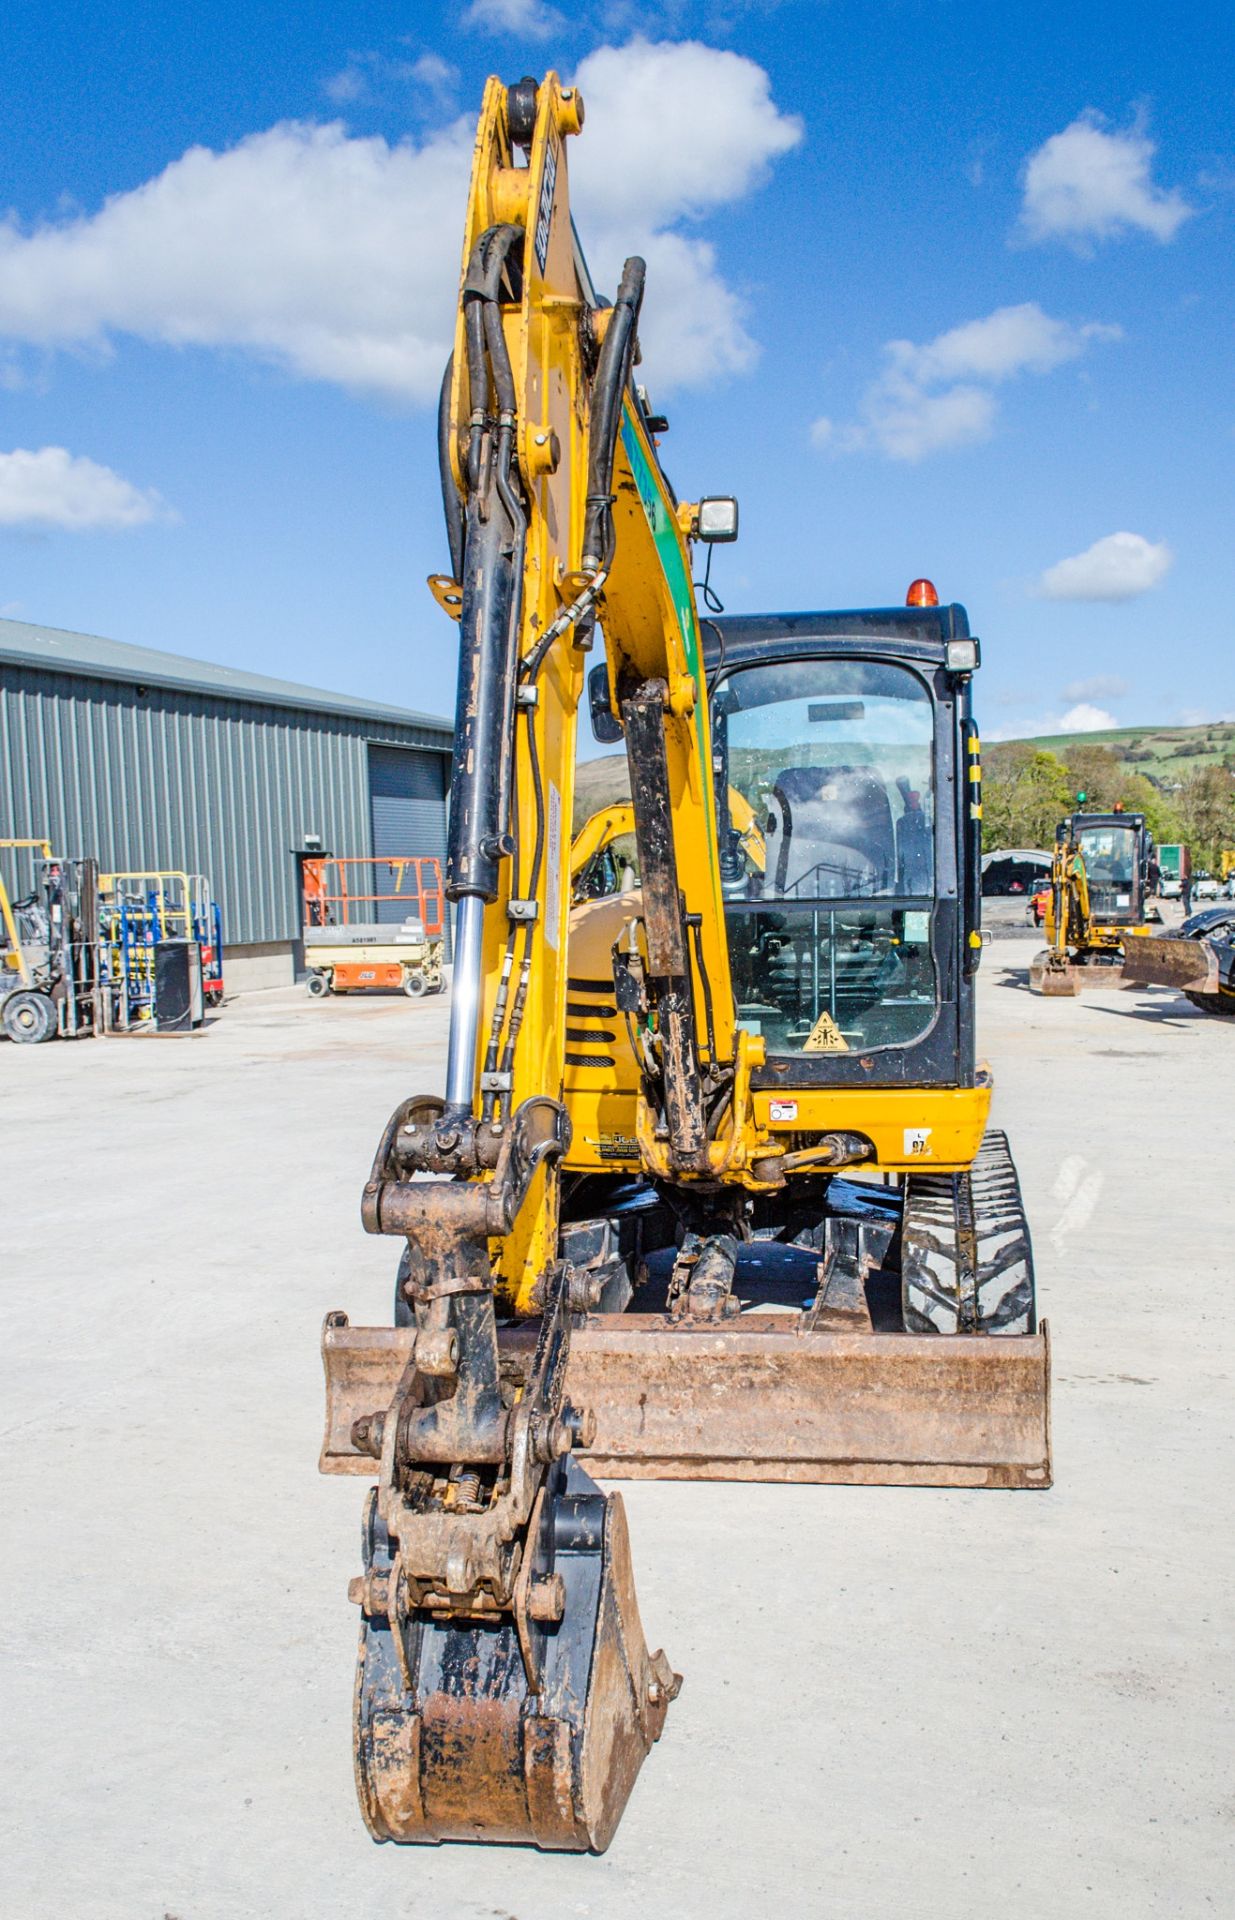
[352,1463,677,1850]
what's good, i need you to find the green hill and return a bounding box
[1013,721,1235,782]
[573,751,631,830]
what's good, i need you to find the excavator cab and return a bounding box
[710,616,978,1073]
[1057,811,1150,926]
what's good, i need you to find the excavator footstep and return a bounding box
[353,1462,677,1852]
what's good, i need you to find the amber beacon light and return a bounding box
[906,578,939,607]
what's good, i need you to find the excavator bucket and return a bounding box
[1029,949,1125,994]
[324,1315,1052,1494]
[1031,959,1078,995]
[351,1465,677,1850]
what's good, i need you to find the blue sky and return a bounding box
[1,0,1232,737]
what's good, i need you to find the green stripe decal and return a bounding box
[618,407,719,892]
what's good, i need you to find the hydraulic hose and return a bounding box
[582,256,645,573]
[437,356,465,582]
[519,258,646,683]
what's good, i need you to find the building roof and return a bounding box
[0,614,453,737]
[982,848,1052,868]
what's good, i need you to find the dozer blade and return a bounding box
[324,1315,1052,1491]
[1119,934,1221,996]
[351,1462,678,1851]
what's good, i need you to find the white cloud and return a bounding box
[985,699,1122,742]
[1061,673,1128,703]
[0,41,800,404]
[0,120,475,404]
[1036,531,1173,602]
[888,304,1119,387]
[0,447,173,531]
[570,38,803,387]
[849,383,996,462]
[815,303,1119,462]
[323,64,366,105]
[462,0,563,37]
[571,40,802,231]
[1018,111,1194,249]
[1057,702,1119,732]
[324,51,457,110]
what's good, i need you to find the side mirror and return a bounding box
[588,663,624,744]
[696,496,739,543]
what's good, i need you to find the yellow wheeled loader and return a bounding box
[320,71,1050,1853]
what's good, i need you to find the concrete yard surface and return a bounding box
[2,945,1233,1919]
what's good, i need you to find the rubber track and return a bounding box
[901,1128,1036,1336]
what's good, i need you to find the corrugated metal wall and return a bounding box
[0,665,451,946]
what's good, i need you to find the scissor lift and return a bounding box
[302,856,446,998]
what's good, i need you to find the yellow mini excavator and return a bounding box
[320,73,1050,1853]
[1029,807,1157,995]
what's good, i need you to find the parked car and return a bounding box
[1195,875,1219,901]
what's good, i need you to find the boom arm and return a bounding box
[429,71,755,1313]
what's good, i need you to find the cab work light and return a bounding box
[696,497,739,542]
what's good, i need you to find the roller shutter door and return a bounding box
[367,745,450,945]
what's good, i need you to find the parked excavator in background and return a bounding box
[1030,804,1159,995]
[319,71,1050,1855]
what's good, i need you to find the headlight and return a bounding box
[696,496,739,543]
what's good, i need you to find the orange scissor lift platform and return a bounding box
[302,857,447,998]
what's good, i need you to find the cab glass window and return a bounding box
[712,658,937,1054]
[1077,822,1138,918]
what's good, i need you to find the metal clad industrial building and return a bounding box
[0,616,454,986]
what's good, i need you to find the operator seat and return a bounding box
[767,766,896,898]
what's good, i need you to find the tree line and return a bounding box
[983,742,1235,875]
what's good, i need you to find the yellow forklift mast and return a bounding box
[320,72,1050,1853]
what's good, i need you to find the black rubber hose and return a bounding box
[437,355,465,582]
[483,299,517,417]
[464,224,524,307]
[582,256,645,572]
[461,223,523,485]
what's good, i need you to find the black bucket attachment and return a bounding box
[352,1459,679,1851]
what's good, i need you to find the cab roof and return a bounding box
[702,604,971,671]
